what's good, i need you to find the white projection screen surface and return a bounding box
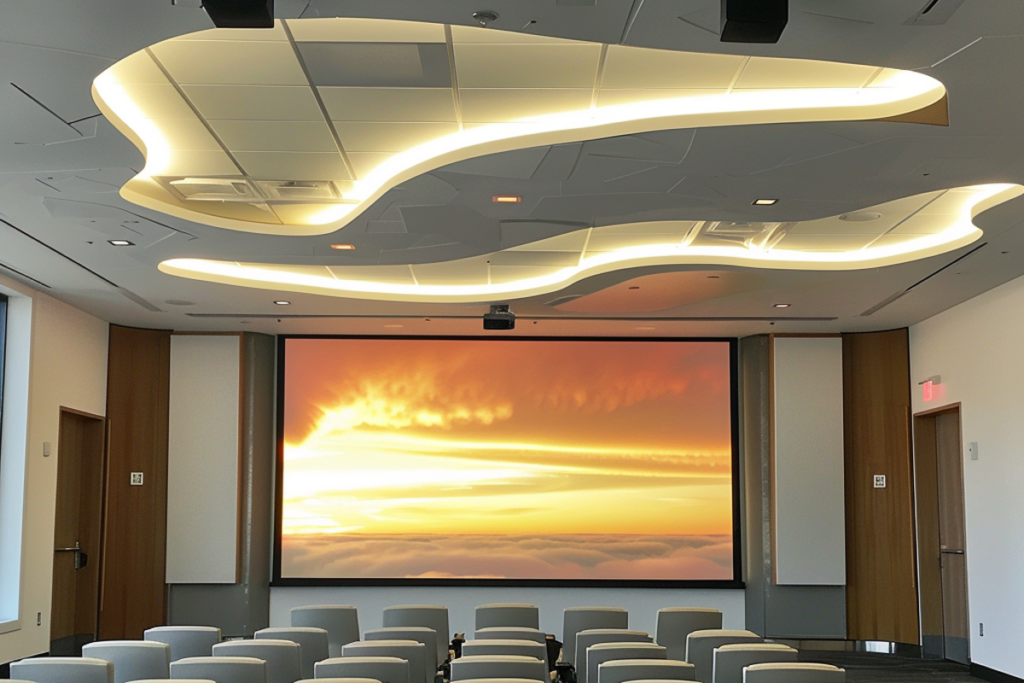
[276,337,739,585]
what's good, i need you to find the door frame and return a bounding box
[912,402,969,662]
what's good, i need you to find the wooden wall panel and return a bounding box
[842,329,919,644]
[99,325,171,640]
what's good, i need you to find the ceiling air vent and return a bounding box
[254,180,344,202]
[166,177,259,202]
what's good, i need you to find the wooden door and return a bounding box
[50,409,106,655]
[935,411,969,664]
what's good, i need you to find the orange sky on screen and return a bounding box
[282,339,733,537]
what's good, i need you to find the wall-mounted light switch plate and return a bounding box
[873,474,886,488]
[130,472,144,486]
[43,442,51,457]
[969,442,979,460]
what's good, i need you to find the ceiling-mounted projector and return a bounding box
[483,304,515,330]
[202,0,274,28]
[720,0,788,43]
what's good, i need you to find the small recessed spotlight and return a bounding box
[274,300,291,305]
[492,195,522,203]
[773,303,791,308]
[330,243,356,250]
[753,198,778,206]
[108,239,134,246]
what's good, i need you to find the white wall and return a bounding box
[910,272,1024,678]
[270,586,745,639]
[0,275,108,665]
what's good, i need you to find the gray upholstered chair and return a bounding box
[684,631,762,683]
[291,606,361,658]
[475,604,540,630]
[742,663,845,683]
[561,608,628,665]
[342,641,426,683]
[145,626,222,662]
[655,609,722,661]
[82,640,171,683]
[314,656,409,683]
[382,606,450,665]
[256,627,331,680]
[213,639,302,683]
[11,657,114,683]
[585,642,665,683]
[711,644,797,683]
[449,655,546,683]
[597,658,696,683]
[576,630,652,683]
[364,627,438,683]
[170,655,267,683]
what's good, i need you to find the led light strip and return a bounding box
[159,183,1023,303]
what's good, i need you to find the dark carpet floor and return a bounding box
[802,651,981,683]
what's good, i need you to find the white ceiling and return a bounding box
[3,0,1024,337]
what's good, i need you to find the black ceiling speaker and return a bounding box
[720,0,788,43]
[202,0,275,28]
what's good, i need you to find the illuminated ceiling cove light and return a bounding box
[160,183,1023,303]
[93,18,947,237]
[330,244,355,251]
[492,195,522,204]
[773,303,791,308]
[754,199,779,206]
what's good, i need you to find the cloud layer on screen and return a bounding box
[282,533,733,581]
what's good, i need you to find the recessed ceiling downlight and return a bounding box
[773,303,791,308]
[839,212,883,222]
[330,243,356,250]
[109,239,134,246]
[753,199,778,206]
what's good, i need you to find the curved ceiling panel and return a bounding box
[160,183,1023,303]
[94,17,946,236]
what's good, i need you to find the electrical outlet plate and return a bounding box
[873,474,886,488]
[130,472,144,486]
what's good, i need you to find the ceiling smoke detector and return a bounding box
[473,10,499,26]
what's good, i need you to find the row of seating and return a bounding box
[7,604,845,683]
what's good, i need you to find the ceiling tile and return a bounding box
[507,230,589,251]
[735,57,878,89]
[289,18,446,43]
[328,265,417,285]
[597,88,727,108]
[411,261,490,285]
[298,43,451,88]
[595,220,698,235]
[320,87,457,122]
[171,22,289,41]
[126,84,196,118]
[334,121,459,152]
[602,47,745,89]
[587,232,685,251]
[454,44,602,89]
[916,189,975,215]
[889,215,952,234]
[111,54,171,84]
[209,120,337,153]
[867,234,930,248]
[347,152,397,179]
[160,150,240,176]
[184,85,323,120]
[151,40,306,85]
[460,88,592,123]
[233,151,351,180]
[489,264,563,284]
[158,118,222,151]
[488,250,581,266]
[774,234,875,251]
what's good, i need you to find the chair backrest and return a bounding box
[461,639,548,663]
[145,626,222,662]
[83,640,171,683]
[449,655,546,683]
[585,642,665,683]
[213,639,302,683]
[256,627,331,680]
[655,609,723,662]
[382,605,450,665]
[291,605,361,658]
[562,608,628,665]
[712,645,797,683]
[743,663,845,683]
[475,604,540,630]
[684,631,762,683]
[11,657,114,683]
[170,655,268,683]
[365,627,438,683]
[314,656,410,683]
[598,658,696,683]
[343,640,427,683]
[297,679,382,683]
[132,680,215,683]
[474,628,546,645]
[576,630,651,681]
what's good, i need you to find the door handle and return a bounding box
[54,541,87,569]
[940,549,965,555]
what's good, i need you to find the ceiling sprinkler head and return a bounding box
[473,10,499,26]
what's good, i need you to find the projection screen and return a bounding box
[275,336,739,585]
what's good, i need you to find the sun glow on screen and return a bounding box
[280,338,736,582]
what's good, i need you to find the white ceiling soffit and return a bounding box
[93,17,946,237]
[160,183,1023,303]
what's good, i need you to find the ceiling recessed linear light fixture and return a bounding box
[159,183,1023,304]
[92,18,948,236]
[109,240,135,246]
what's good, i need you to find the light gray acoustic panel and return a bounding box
[298,43,452,87]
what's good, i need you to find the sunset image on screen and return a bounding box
[280,338,734,581]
